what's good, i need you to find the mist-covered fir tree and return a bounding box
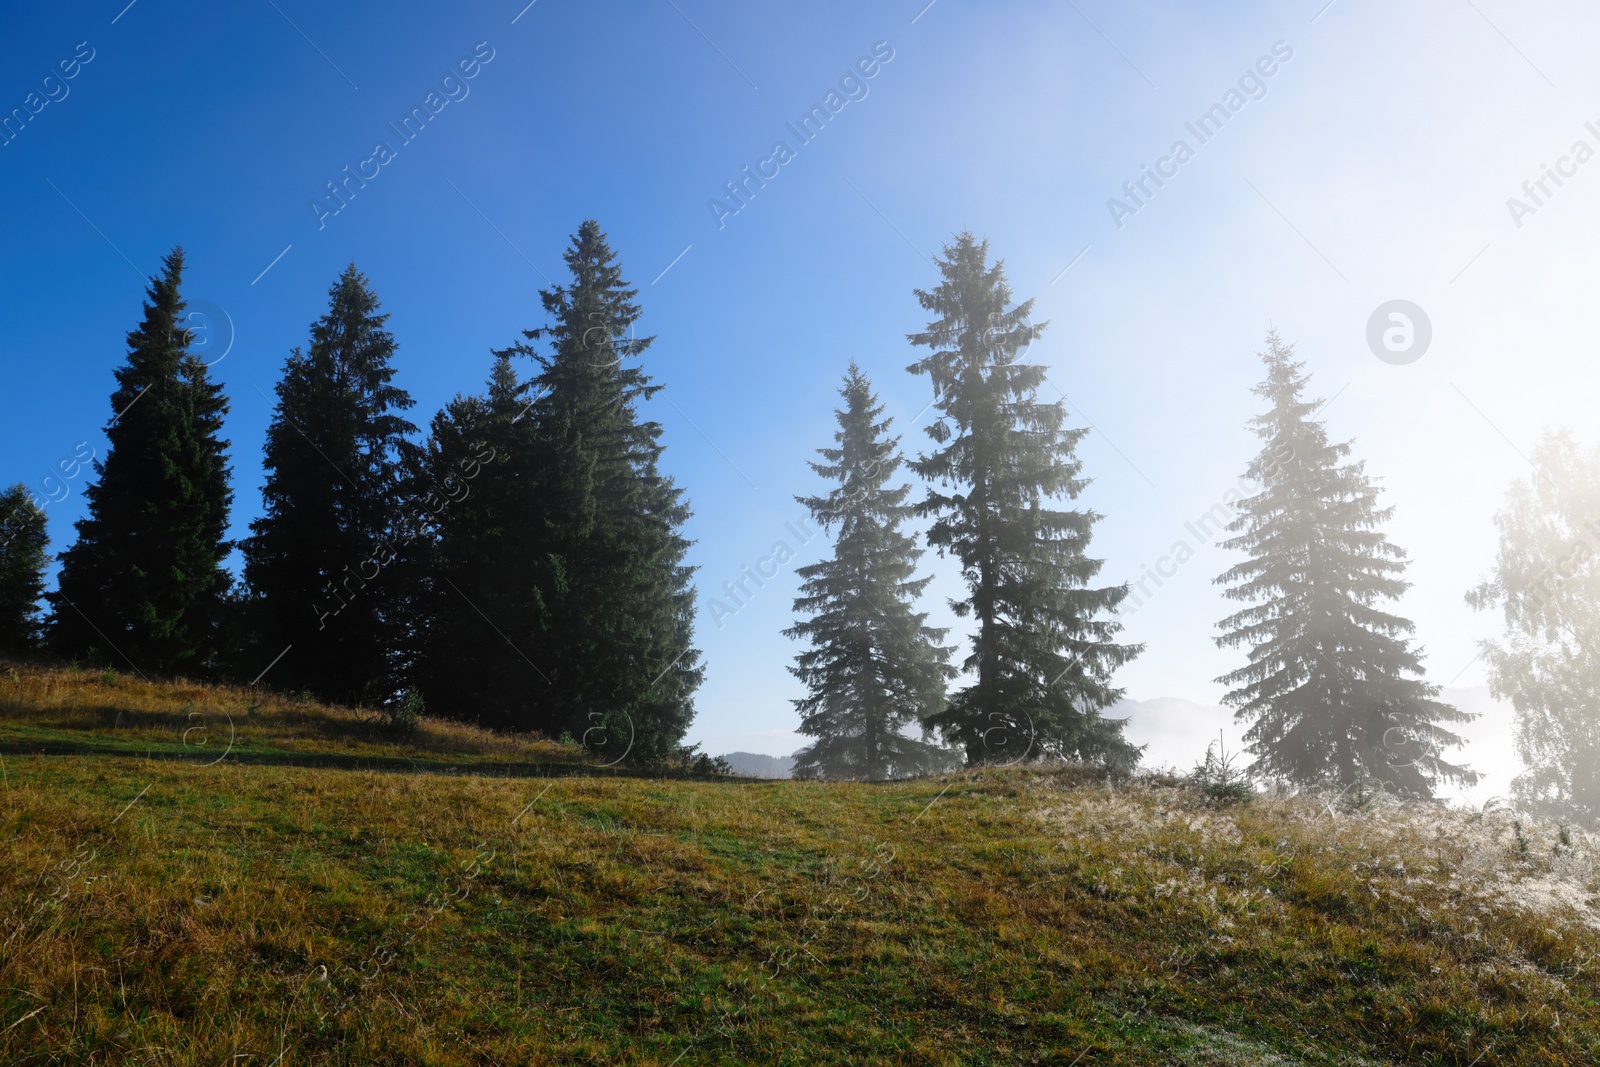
[507,221,701,759]
[407,352,548,731]
[1214,331,1476,796]
[909,233,1140,769]
[48,249,234,676]
[241,265,416,705]
[0,485,49,655]
[786,364,955,780]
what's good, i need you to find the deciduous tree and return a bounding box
[1469,430,1600,822]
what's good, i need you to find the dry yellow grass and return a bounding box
[0,658,580,766]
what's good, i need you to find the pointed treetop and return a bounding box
[127,246,190,361]
[487,350,521,407]
[1253,329,1322,412]
[907,232,1042,355]
[521,220,651,373]
[322,263,387,323]
[905,234,1047,422]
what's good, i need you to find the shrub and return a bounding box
[381,689,424,736]
[689,751,733,777]
[1189,734,1257,804]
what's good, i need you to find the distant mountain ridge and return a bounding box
[719,751,795,778]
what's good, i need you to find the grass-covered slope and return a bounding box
[2,664,1597,1065]
[0,661,596,773]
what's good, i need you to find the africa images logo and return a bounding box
[707,41,896,230]
[1504,121,1600,229]
[1106,41,1294,229]
[1366,300,1431,366]
[309,42,496,230]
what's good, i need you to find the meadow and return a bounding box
[2,662,1596,1065]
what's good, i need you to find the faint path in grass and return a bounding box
[0,740,766,782]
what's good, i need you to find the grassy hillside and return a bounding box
[2,663,1597,1065]
[0,661,597,773]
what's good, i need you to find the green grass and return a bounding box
[1,662,1597,1065]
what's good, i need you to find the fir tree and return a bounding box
[241,265,416,705]
[407,352,547,731]
[0,485,48,655]
[786,364,954,780]
[1215,331,1476,796]
[908,233,1140,769]
[505,221,701,759]
[48,249,234,676]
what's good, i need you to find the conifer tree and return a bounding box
[48,249,234,676]
[506,221,701,759]
[407,352,546,730]
[0,485,49,655]
[786,364,954,780]
[242,265,416,705]
[1215,331,1475,796]
[909,233,1140,769]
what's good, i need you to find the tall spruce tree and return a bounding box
[909,233,1140,768]
[504,221,700,759]
[407,352,548,730]
[786,364,955,780]
[48,249,234,676]
[0,485,49,656]
[1214,331,1476,796]
[242,265,416,705]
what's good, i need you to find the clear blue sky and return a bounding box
[4,1,1595,795]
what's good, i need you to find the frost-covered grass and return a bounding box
[1032,774,1600,1065]
[1038,777,1600,935]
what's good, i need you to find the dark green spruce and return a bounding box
[786,364,954,780]
[492,220,701,759]
[0,485,49,656]
[908,233,1140,769]
[407,352,547,730]
[1214,331,1476,797]
[48,249,233,677]
[241,266,416,705]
